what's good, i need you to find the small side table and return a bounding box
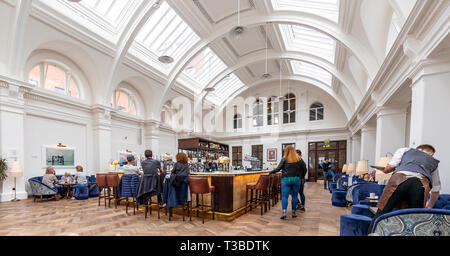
[61,183,75,199]
[365,197,379,205]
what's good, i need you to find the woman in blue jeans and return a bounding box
[269,145,304,219]
[295,150,308,211]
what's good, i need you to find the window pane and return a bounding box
[69,78,79,98]
[273,102,279,113]
[238,119,242,128]
[43,64,66,95]
[283,113,289,124]
[29,65,41,87]
[116,92,128,112]
[268,115,272,125]
[317,108,324,120]
[274,114,279,125]
[161,109,166,122]
[283,100,288,111]
[290,99,296,110]
[290,112,296,123]
[310,109,316,121]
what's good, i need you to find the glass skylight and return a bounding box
[183,47,228,91]
[80,0,135,25]
[205,74,246,105]
[135,1,200,61]
[279,24,336,63]
[271,0,340,23]
[290,60,332,86]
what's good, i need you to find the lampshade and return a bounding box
[375,171,392,182]
[347,163,356,174]
[356,161,368,176]
[9,161,23,178]
[342,164,348,174]
[108,164,116,172]
[378,157,391,168]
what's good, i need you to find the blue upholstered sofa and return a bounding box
[28,174,99,201]
[433,194,450,210]
[369,208,450,236]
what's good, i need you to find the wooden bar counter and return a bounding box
[190,170,269,220]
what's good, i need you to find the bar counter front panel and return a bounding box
[190,171,269,213]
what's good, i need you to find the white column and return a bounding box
[92,106,112,174]
[360,125,376,165]
[410,63,450,193]
[375,106,407,161]
[0,80,29,201]
[144,121,160,155]
[351,134,361,163]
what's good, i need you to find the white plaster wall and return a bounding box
[0,1,13,74]
[111,119,144,162]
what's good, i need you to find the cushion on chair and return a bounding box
[332,190,347,207]
[370,208,450,236]
[329,182,337,193]
[433,194,450,209]
[351,204,375,218]
[340,214,372,236]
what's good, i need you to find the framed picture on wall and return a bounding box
[267,148,277,162]
[282,143,296,153]
[42,145,76,168]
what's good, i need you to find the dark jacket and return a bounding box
[136,173,161,206]
[270,158,305,178]
[170,162,189,188]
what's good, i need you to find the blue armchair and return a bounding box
[433,194,450,210]
[369,208,450,236]
[352,182,380,205]
[28,177,60,202]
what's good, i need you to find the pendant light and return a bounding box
[262,23,271,79]
[229,0,247,40]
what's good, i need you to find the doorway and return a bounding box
[308,140,347,182]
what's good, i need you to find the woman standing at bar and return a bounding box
[269,145,303,219]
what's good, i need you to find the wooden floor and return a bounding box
[0,182,350,236]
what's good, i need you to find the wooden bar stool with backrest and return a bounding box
[277,173,282,200]
[96,173,108,207]
[188,176,215,224]
[270,173,279,206]
[246,174,270,215]
[106,173,120,208]
[267,175,273,210]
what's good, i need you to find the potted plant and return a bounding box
[0,158,8,182]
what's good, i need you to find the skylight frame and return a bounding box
[183,47,228,92]
[205,74,246,105]
[134,1,200,65]
[271,0,340,23]
[80,0,134,25]
[279,24,336,64]
[290,60,333,86]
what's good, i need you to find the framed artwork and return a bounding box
[267,148,277,162]
[282,143,296,153]
[42,146,76,168]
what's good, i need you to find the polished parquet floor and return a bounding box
[0,182,350,236]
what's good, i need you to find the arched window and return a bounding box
[252,99,263,127]
[233,105,242,129]
[28,62,80,98]
[310,102,324,121]
[161,108,166,123]
[267,96,279,126]
[283,93,296,124]
[110,90,137,116]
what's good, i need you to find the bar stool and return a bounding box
[246,174,270,215]
[267,175,273,210]
[270,174,280,206]
[106,173,120,208]
[96,173,108,207]
[188,176,215,224]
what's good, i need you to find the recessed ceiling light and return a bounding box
[159,55,174,64]
[229,26,247,40]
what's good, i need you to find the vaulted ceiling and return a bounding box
[32,0,417,118]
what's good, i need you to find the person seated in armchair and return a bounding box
[368,144,441,233]
[72,165,88,200]
[60,172,74,198]
[42,166,61,200]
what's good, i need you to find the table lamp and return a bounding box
[346,162,356,175]
[375,157,392,182]
[356,161,368,176]
[342,164,348,174]
[9,161,23,202]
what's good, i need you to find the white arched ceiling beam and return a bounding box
[159,10,379,113]
[102,0,161,105]
[8,0,33,78]
[197,50,363,104]
[216,75,352,120]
